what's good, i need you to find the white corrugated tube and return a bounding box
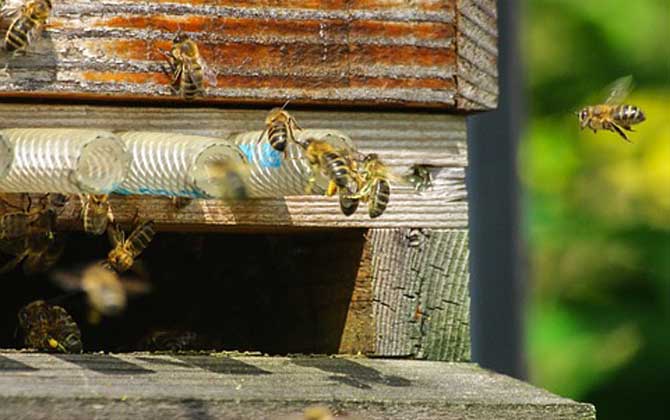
[0,128,129,194]
[115,131,249,199]
[231,128,356,197]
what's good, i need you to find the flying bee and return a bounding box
[51,262,152,324]
[160,32,216,100]
[106,220,155,273]
[204,158,249,200]
[18,300,82,353]
[2,0,52,55]
[578,75,646,142]
[258,105,303,156]
[79,194,113,235]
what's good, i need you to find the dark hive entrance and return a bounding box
[0,229,367,354]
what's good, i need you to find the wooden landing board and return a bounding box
[0,105,468,230]
[0,0,497,110]
[0,352,595,420]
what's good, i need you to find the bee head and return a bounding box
[27,0,51,20]
[577,108,590,127]
[108,250,133,273]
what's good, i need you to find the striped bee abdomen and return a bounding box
[614,105,646,126]
[323,152,351,189]
[268,121,289,152]
[5,17,35,52]
[369,179,390,218]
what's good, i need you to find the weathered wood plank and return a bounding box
[0,352,596,420]
[370,228,470,360]
[0,0,497,110]
[455,0,499,110]
[0,105,468,229]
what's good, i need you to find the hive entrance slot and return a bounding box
[0,230,369,354]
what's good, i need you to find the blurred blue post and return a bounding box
[467,0,526,379]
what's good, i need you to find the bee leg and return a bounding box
[622,125,635,132]
[610,123,630,142]
[305,176,317,194]
[325,180,339,197]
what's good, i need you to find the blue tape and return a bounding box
[239,143,282,168]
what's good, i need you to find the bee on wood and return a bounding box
[170,196,192,210]
[106,220,155,273]
[346,154,404,219]
[404,164,433,192]
[79,194,113,235]
[51,262,152,324]
[204,159,249,200]
[258,105,303,156]
[2,0,52,55]
[18,299,82,353]
[578,75,646,142]
[0,203,64,275]
[136,329,203,352]
[160,32,216,100]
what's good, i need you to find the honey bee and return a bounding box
[136,329,202,352]
[404,164,433,192]
[204,159,249,200]
[258,105,303,156]
[106,220,155,273]
[161,32,216,100]
[79,194,113,235]
[0,205,64,275]
[302,138,358,196]
[2,0,52,54]
[578,75,646,142]
[347,154,402,219]
[51,262,152,324]
[170,196,192,210]
[18,300,82,353]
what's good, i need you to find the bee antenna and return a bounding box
[280,100,290,111]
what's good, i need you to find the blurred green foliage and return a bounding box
[521,1,670,419]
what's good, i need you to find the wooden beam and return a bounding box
[0,105,468,229]
[0,0,497,110]
[369,228,470,360]
[0,352,596,420]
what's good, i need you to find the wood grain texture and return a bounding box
[0,105,468,229]
[371,228,470,361]
[0,0,497,110]
[0,352,597,420]
[455,0,499,110]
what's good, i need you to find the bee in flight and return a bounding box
[51,262,152,324]
[2,0,52,55]
[160,32,216,100]
[578,75,646,142]
[204,157,249,200]
[18,300,82,353]
[80,194,113,236]
[106,219,155,273]
[258,105,303,157]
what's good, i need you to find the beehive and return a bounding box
[0,1,595,419]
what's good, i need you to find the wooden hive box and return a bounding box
[0,1,595,419]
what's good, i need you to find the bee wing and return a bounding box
[120,276,152,296]
[604,75,633,105]
[200,59,218,88]
[107,222,124,247]
[0,0,23,18]
[50,269,84,291]
[126,220,155,257]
